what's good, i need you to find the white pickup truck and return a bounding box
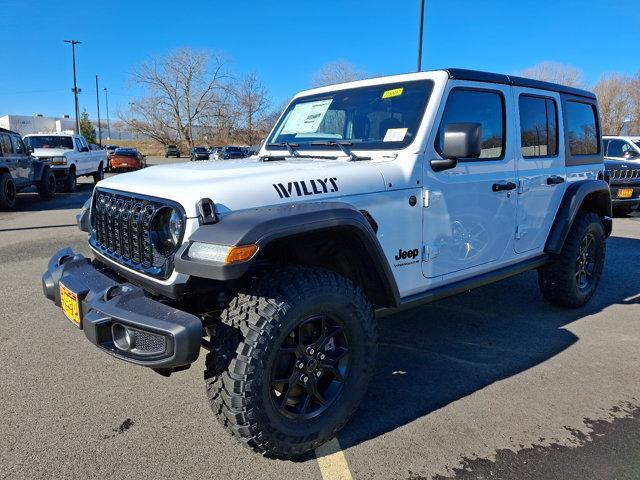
[23,133,106,191]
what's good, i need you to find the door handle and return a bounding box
[547,175,565,185]
[492,181,517,192]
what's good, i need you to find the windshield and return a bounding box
[194,147,207,152]
[224,147,241,152]
[634,141,640,149]
[267,80,434,151]
[24,135,73,150]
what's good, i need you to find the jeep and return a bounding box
[602,136,640,214]
[165,144,181,158]
[42,69,611,458]
[0,127,56,209]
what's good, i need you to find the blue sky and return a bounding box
[0,0,636,120]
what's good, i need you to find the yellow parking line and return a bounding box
[315,437,354,480]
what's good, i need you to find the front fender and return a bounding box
[174,202,400,305]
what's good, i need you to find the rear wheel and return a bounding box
[204,267,377,458]
[538,211,605,308]
[0,172,17,209]
[37,167,56,199]
[63,166,77,193]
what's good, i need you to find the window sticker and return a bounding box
[281,99,333,134]
[383,127,408,142]
[382,87,403,99]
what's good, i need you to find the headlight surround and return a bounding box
[51,156,66,165]
[151,207,184,254]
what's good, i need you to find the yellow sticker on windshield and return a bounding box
[382,87,403,99]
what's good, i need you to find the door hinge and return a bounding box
[422,189,430,208]
[422,244,439,261]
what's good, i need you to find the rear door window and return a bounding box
[10,135,26,155]
[566,101,598,155]
[519,95,558,157]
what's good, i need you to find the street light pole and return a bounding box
[95,75,102,147]
[104,87,111,140]
[64,39,82,133]
[417,0,425,72]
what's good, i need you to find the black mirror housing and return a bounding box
[442,122,482,160]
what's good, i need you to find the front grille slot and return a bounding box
[90,189,181,280]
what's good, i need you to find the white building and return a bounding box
[0,114,77,135]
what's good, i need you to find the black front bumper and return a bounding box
[609,184,640,210]
[42,248,203,368]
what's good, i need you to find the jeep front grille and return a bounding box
[609,169,640,180]
[90,189,184,279]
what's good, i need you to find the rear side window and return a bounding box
[519,95,558,158]
[436,89,504,159]
[0,134,12,155]
[566,101,598,155]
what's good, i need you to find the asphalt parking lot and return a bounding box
[1,156,639,480]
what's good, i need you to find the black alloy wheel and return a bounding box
[270,314,350,420]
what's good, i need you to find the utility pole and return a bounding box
[104,87,111,140]
[417,0,425,72]
[64,40,82,133]
[95,75,102,147]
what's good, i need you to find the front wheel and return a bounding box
[63,167,77,193]
[205,267,377,458]
[93,163,104,184]
[538,211,606,308]
[37,167,56,199]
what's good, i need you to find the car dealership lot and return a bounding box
[1,157,639,480]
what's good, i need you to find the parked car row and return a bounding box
[177,145,257,161]
[0,129,149,209]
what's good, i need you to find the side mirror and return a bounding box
[623,150,639,160]
[431,122,482,172]
[27,145,34,154]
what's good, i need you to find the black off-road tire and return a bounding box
[0,172,17,209]
[63,166,77,193]
[204,267,377,458]
[93,163,104,184]
[538,211,605,308]
[37,167,56,199]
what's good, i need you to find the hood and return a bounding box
[96,156,387,217]
[32,147,72,158]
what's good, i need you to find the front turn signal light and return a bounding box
[225,244,259,264]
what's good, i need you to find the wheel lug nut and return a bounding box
[297,361,304,369]
[308,348,315,355]
[316,371,322,377]
[319,353,325,360]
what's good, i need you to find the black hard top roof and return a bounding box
[0,127,20,136]
[444,68,596,100]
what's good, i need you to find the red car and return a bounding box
[109,148,146,172]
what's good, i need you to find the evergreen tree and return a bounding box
[79,110,96,144]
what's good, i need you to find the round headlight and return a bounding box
[153,207,183,253]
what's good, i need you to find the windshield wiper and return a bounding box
[266,142,300,157]
[309,141,370,161]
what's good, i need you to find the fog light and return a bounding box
[112,323,136,351]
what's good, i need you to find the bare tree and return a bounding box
[627,72,640,134]
[517,61,585,87]
[593,73,632,135]
[125,47,229,148]
[311,60,366,88]
[118,97,180,145]
[233,72,271,146]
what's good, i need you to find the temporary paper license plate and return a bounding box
[617,188,633,199]
[59,282,81,327]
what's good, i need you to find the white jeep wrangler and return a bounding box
[42,68,612,458]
